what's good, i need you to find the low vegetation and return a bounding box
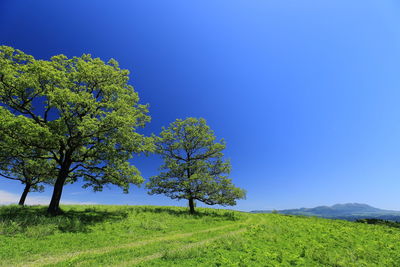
[356,218,400,229]
[1,205,400,266]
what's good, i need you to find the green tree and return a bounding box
[147,118,246,214]
[0,46,153,214]
[0,130,57,205]
[0,154,56,205]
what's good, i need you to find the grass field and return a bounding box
[0,205,400,266]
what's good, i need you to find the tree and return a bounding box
[0,154,56,205]
[0,128,57,206]
[0,46,153,214]
[147,118,246,214]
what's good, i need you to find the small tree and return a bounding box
[0,157,56,206]
[147,118,246,214]
[0,46,153,214]
[0,129,57,205]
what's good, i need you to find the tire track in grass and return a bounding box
[116,227,249,266]
[18,218,251,267]
[113,215,261,266]
[117,214,266,266]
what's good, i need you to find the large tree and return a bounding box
[0,46,153,214]
[147,118,246,214]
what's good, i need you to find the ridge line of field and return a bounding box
[116,226,252,266]
[19,218,250,267]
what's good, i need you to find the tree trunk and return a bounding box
[47,169,68,215]
[18,183,31,206]
[188,197,195,214]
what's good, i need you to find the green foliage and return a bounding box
[0,124,56,203]
[356,218,400,229]
[149,213,400,267]
[0,205,399,266]
[147,118,245,212]
[0,205,241,266]
[0,46,153,212]
[0,145,56,189]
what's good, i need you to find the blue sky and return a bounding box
[1,0,400,211]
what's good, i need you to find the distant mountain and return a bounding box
[251,203,400,221]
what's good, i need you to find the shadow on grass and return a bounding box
[135,206,240,221]
[355,218,400,229]
[0,205,128,235]
[0,205,240,237]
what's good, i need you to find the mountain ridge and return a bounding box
[251,203,400,221]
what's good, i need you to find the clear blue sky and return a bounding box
[1,0,400,211]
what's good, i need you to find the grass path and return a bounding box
[3,206,400,266]
[116,228,249,266]
[117,215,265,266]
[18,217,253,267]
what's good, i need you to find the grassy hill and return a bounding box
[1,205,400,266]
[252,203,400,221]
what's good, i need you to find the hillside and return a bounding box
[252,203,400,221]
[1,205,400,266]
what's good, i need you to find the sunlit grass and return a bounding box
[0,205,399,266]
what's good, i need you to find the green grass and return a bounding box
[0,205,399,266]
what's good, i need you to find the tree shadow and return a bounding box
[0,205,241,237]
[135,206,240,221]
[0,205,128,235]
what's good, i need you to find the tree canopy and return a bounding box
[0,136,56,205]
[0,46,153,214]
[147,118,246,213]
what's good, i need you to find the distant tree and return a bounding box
[0,46,153,214]
[0,129,57,205]
[0,151,56,205]
[147,118,246,214]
